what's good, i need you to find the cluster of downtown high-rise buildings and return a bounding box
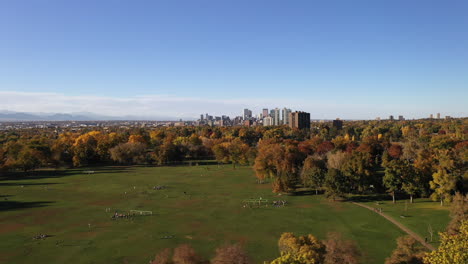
[197,108,311,129]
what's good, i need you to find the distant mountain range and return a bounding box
[0,110,180,121]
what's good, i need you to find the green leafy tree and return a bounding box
[325,169,349,200]
[383,160,404,203]
[301,156,326,195]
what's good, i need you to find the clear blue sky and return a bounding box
[0,0,467,119]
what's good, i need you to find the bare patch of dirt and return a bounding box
[295,204,313,208]
[321,199,345,211]
[0,222,26,234]
[33,208,68,225]
[172,199,201,208]
[87,198,122,207]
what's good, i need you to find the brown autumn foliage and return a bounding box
[384,236,425,264]
[211,243,250,264]
[172,244,203,264]
[446,192,468,235]
[151,248,172,264]
[323,232,361,264]
[316,141,334,155]
[388,144,403,159]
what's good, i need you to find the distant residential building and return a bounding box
[389,115,394,121]
[332,119,343,130]
[263,116,273,126]
[243,120,253,127]
[398,115,405,121]
[437,113,441,119]
[430,114,433,119]
[445,116,451,120]
[289,111,310,129]
[262,108,269,118]
[376,117,381,121]
[282,108,292,125]
[200,114,204,121]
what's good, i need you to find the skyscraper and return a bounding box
[243,109,252,120]
[289,111,310,129]
[437,113,441,119]
[273,108,280,126]
[389,115,394,121]
[262,108,269,118]
[282,108,292,125]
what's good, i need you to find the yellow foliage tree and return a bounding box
[270,232,325,264]
[424,221,468,264]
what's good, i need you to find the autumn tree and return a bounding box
[423,221,468,264]
[0,147,6,171]
[155,139,182,165]
[413,148,434,196]
[212,143,230,164]
[301,155,326,194]
[317,141,335,155]
[211,243,250,264]
[326,151,348,171]
[388,144,403,159]
[172,244,202,264]
[430,169,457,206]
[151,248,172,264]
[446,192,468,235]
[271,232,326,264]
[323,232,361,264]
[15,147,43,172]
[254,139,304,192]
[72,132,98,167]
[228,138,250,168]
[385,236,425,264]
[109,142,147,165]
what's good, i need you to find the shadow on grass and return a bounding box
[290,189,325,196]
[346,194,393,202]
[0,182,61,187]
[0,200,54,212]
[0,167,131,181]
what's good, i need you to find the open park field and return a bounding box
[0,164,450,264]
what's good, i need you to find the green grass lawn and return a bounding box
[361,197,451,247]
[0,165,449,264]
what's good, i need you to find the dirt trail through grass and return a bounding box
[352,202,436,251]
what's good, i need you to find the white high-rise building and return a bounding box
[273,108,280,126]
[282,108,292,125]
[263,116,273,126]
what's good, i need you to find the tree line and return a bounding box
[0,119,466,205]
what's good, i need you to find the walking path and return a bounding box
[352,202,436,251]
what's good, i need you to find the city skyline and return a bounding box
[1,1,467,119]
[0,92,462,121]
